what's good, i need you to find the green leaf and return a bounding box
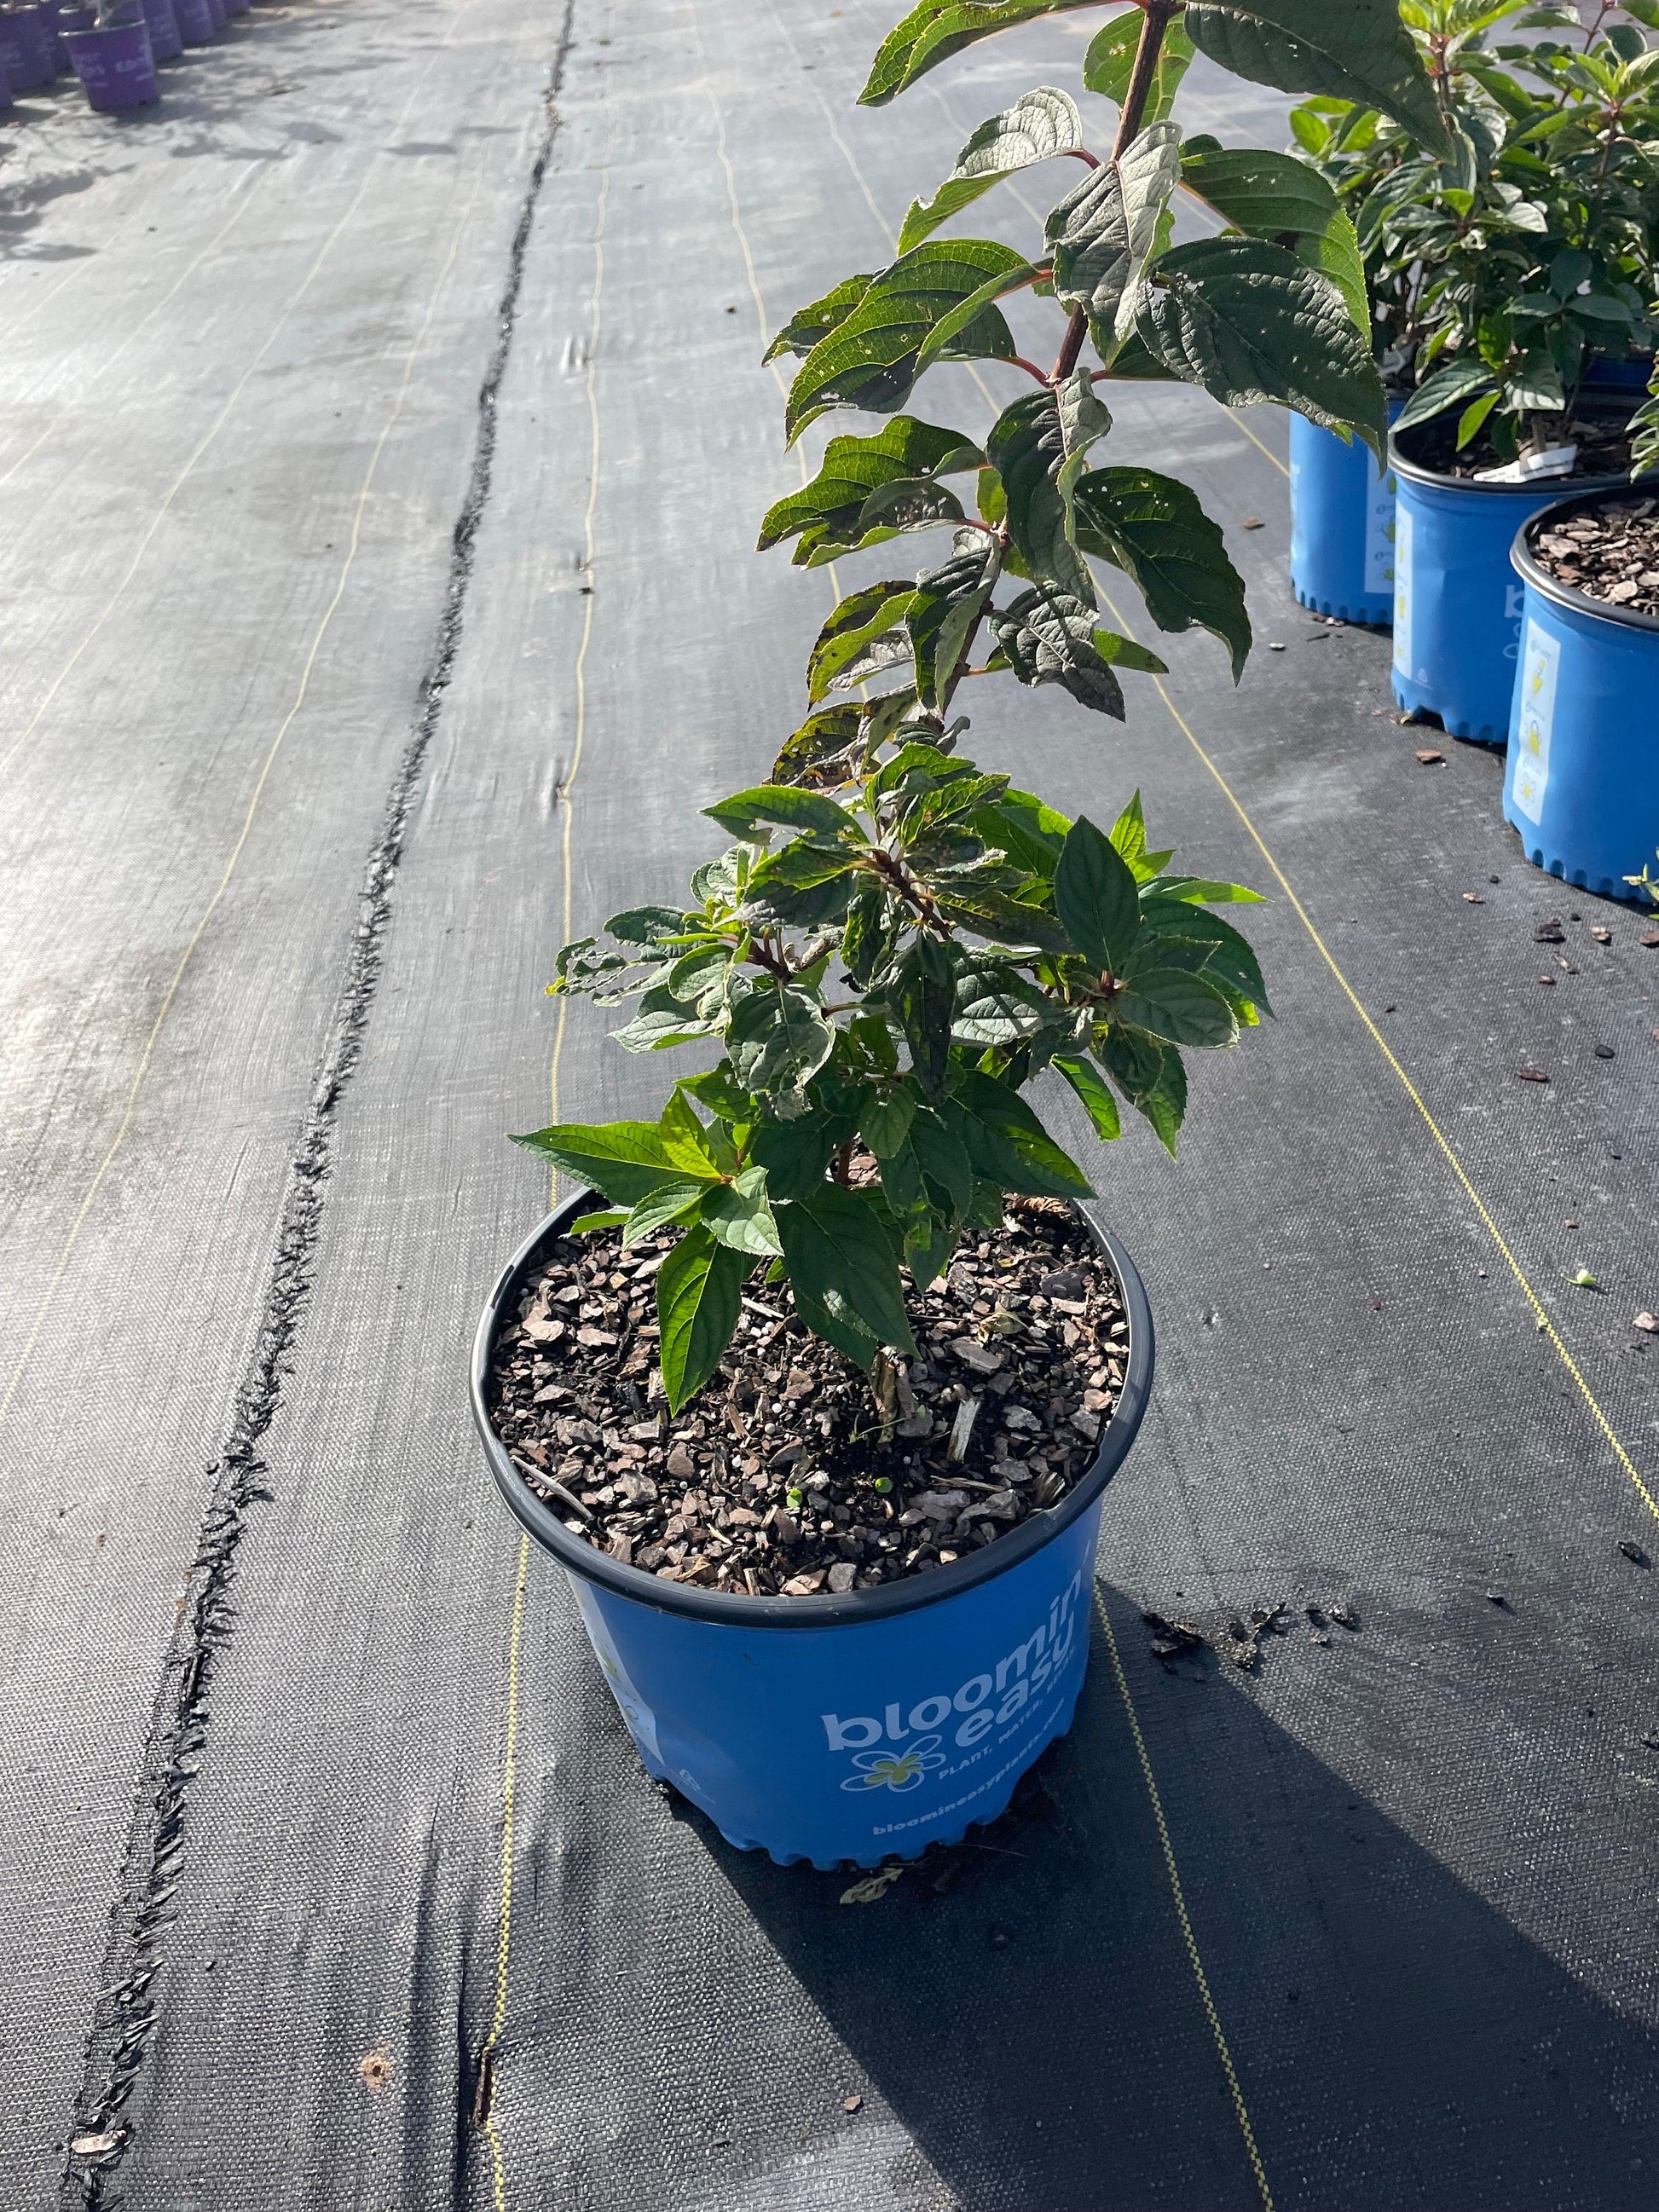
[1071,465,1251,679]
[1084,12,1195,121]
[934,885,1075,952]
[806,580,917,702]
[859,0,1103,105]
[610,985,720,1054]
[727,985,837,1097]
[1182,0,1454,156]
[604,904,685,947]
[656,1227,745,1412]
[947,1069,1094,1197]
[1132,236,1388,460]
[1455,389,1501,448]
[749,1118,835,1201]
[784,240,1031,443]
[907,1106,977,1216]
[771,705,864,788]
[890,933,958,1098]
[568,1209,628,1235]
[758,417,984,565]
[1394,356,1496,431]
[701,1165,783,1256]
[1046,120,1183,350]
[508,1120,685,1206]
[859,1085,917,1158]
[743,840,859,928]
[765,274,873,364]
[705,784,859,841]
[969,788,1072,880]
[899,86,1084,251]
[658,1089,726,1175]
[1055,815,1142,972]
[1054,1052,1122,1140]
[779,1183,916,1355]
[622,1179,710,1245]
[989,586,1129,719]
[1139,1045,1188,1157]
[1177,138,1368,336]
[1152,874,1263,904]
[906,541,999,708]
[986,389,1097,604]
[1107,791,1173,884]
[1114,967,1240,1046]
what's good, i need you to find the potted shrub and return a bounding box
[1502,378,1659,893]
[61,0,156,110]
[471,0,1446,1870]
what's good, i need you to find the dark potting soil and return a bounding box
[1530,495,1659,617]
[1417,411,1634,482]
[486,1195,1127,1597]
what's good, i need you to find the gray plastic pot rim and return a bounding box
[1509,482,1659,638]
[469,1187,1154,1631]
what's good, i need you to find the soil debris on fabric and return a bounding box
[1620,1540,1650,1567]
[486,1196,1126,1594]
[1142,1597,1358,1669]
[1531,495,1659,615]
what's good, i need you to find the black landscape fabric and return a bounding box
[3,0,1659,2207]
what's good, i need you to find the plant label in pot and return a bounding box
[476,0,1438,1866]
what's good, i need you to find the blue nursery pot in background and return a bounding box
[1289,403,1402,627]
[472,1195,1154,1870]
[1504,488,1659,902]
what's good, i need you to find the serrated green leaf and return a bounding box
[986,389,1096,605]
[946,1069,1094,1197]
[1132,236,1388,460]
[1107,791,1172,884]
[705,784,860,841]
[1071,465,1251,679]
[1140,1045,1188,1157]
[1054,1052,1122,1140]
[610,986,720,1054]
[623,1179,710,1245]
[935,886,1075,953]
[749,1118,835,1201]
[899,86,1084,250]
[859,0,1102,105]
[1395,356,1496,431]
[765,274,874,364]
[1178,138,1368,336]
[1183,0,1454,155]
[758,417,984,565]
[658,1089,726,1175]
[889,933,958,1099]
[990,586,1128,718]
[1114,967,1239,1046]
[969,788,1072,881]
[603,904,685,948]
[908,1106,977,1217]
[784,240,1031,443]
[770,705,864,789]
[1152,874,1264,904]
[1084,12,1195,120]
[656,1227,745,1412]
[509,1120,685,1206]
[727,985,837,1097]
[701,1165,783,1256]
[1047,120,1182,350]
[569,1208,628,1235]
[806,580,917,702]
[1055,815,1142,972]
[860,1084,918,1158]
[779,1183,916,1355]
[906,541,1000,708]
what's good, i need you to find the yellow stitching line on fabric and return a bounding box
[1094,1587,1276,2212]
[740,59,1275,2201]
[0,164,279,493]
[1092,579,1659,1524]
[0,168,487,1437]
[0,0,480,781]
[482,1532,530,2212]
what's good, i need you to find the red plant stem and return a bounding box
[1049,0,1181,385]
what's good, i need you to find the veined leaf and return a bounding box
[1071,465,1251,679]
[604,904,685,947]
[1055,815,1142,972]
[990,587,1130,718]
[906,1106,977,1217]
[770,704,864,788]
[906,541,999,708]
[935,884,1075,952]
[656,1226,745,1412]
[1114,967,1240,1047]
[1182,0,1454,156]
[705,784,860,841]
[969,787,1072,881]
[758,417,984,565]
[749,1118,835,1201]
[727,985,837,1097]
[987,389,1096,605]
[890,933,958,1098]
[701,1165,783,1256]
[1178,137,1368,336]
[859,1084,917,1158]
[623,1179,709,1245]
[860,0,1104,105]
[1054,1052,1122,1140]
[1084,13,1195,120]
[658,1089,727,1175]
[806,580,917,702]
[1152,874,1264,905]
[1131,236,1388,459]
[778,1183,916,1357]
[1046,120,1182,351]
[508,1120,684,1207]
[784,240,1032,443]
[610,985,720,1053]
[765,274,873,364]
[1394,355,1496,431]
[946,1069,1094,1197]
[899,85,1084,250]
[1107,792,1172,884]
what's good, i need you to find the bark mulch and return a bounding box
[486,1196,1127,1597]
[1532,495,1659,618]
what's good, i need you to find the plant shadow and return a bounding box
[684,1581,1659,2212]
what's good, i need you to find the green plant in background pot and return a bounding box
[473,0,1450,1869]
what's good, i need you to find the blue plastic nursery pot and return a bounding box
[137,0,178,61]
[171,0,211,42]
[0,52,13,100]
[1288,402,1402,626]
[1390,419,1635,746]
[1504,488,1659,901]
[471,1195,1153,1869]
[0,4,58,87]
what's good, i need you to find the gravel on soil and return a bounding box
[486,1195,1128,1596]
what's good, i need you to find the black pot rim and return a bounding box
[1509,482,1659,637]
[1388,419,1639,499]
[469,1190,1154,1628]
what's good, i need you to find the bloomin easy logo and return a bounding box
[841,1736,947,1794]
[820,1574,1083,1788]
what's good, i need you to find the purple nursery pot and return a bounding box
[47,2,92,72]
[62,14,155,108]
[203,0,224,30]
[0,51,14,100]
[136,0,178,61]
[170,0,211,43]
[0,4,59,90]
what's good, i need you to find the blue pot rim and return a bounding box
[1510,483,1659,638]
[470,1188,1154,1628]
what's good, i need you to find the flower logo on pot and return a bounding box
[840,1736,945,1794]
